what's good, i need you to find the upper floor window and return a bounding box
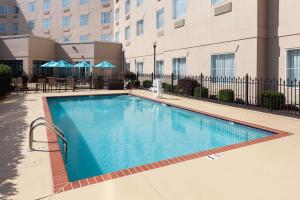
[28,20,35,31]
[28,2,35,13]
[80,0,89,5]
[137,0,143,7]
[211,53,235,78]
[136,62,143,74]
[12,23,19,33]
[156,8,164,29]
[101,12,111,24]
[80,14,89,26]
[125,25,130,40]
[0,5,8,16]
[62,0,71,9]
[115,8,119,22]
[115,31,119,42]
[287,49,300,82]
[79,34,89,42]
[43,0,51,11]
[101,33,112,42]
[172,58,186,77]
[0,23,7,33]
[125,0,130,15]
[42,18,51,30]
[172,0,187,19]
[136,19,144,36]
[211,0,225,5]
[62,16,71,28]
[13,6,19,14]
[101,0,110,3]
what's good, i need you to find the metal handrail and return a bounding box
[29,117,68,160]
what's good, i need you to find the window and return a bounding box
[172,0,187,19]
[62,16,70,28]
[156,60,164,75]
[136,62,143,74]
[62,36,71,42]
[136,19,144,36]
[79,34,89,42]
[211,53,235,78]
[137,0,143,7]
[28,20,35,31]
[0,23,7,33]
[115,8,119,22]
[13,6,19,14]
[80,0,89,5]
[28,2,35,13]
[125,0,130,15]
[80,14,89,26]
[101,0,110,3]
[101,33,111,42]
[125,63,130,72]
[62,0,71,9]
[101,12,111,24]
[12,23,19,33]
[42,18,51,30]
[43,0,51,11]
[211,0,225,5]
[0,5,8,16]
[172,58,186,77]
[125,26,130,40]
[286,49,300,82]
[156,8,164,29]
[115,31,119,42]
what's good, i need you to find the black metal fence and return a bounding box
[137,73,300,117]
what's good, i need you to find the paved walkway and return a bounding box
[0,90,299,200]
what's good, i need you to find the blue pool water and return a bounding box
[47,95,271,181]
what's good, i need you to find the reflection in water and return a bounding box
[47,95,270,181]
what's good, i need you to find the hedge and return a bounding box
[0,64,12,93]
[132,80,140,88]
[219,89,235,102]
[261,91,285,110]
[177,78,199,96]
[143,80,152,88]
[194,87,208,98]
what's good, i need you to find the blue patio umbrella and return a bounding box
[55,60,73,68]
[94,61,116,68]
[73,61,93,68]
[54,60,73,77]
[74,61,93,76]
[41,61,58,68]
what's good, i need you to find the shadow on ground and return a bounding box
[0,94,28,200]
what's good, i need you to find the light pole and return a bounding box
[153,41,157,79]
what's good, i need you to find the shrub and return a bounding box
[0,64,12,93]
[162,82,171,92]
[108,82,124,90]
[124,72,136,81]
[194,87,208,98]
[261,91,285,110]
[219,89,235,102]
[132,80,140,88]
[143,80,152,88]
[177,78,199,96]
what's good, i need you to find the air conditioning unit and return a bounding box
[63,8,70,12]
[0,14,7,18]
[174,19,185,29]
[63,28,70,32]
[115,21,119,26]
[43,10,50,15]
[102,2,110,8]
[126,14,130,20]
[44,29,50,34]
[103,25,110,29]
[214,2,232,16]
[157,30,164,37]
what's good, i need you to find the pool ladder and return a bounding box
[29,117,68,158]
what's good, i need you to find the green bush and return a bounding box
[143,80,152,88]
[132,80,140,88]
[194,87,208,98]
[0,64,12,93]
[162,82,170,92]
[261,91,285,110]
[219,89,235,102]
[177,78,199,96]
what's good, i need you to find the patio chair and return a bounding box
[47,77,56,91]
[67,77,75,90]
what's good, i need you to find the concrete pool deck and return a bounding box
[0,90,300,200]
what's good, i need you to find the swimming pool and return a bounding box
[47,94,272,182]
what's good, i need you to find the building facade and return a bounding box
[114,0,300,81]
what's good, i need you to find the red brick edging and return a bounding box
[42,93,292,194]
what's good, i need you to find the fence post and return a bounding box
[136,72,139,81]
[90,75,92,90]
[200,73,203,99]
[151,72,154,82]
[171,73,174,93]
[245,73,249,105]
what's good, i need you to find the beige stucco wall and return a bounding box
[115,0,264,77]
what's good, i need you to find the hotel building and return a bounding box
[0,0,300,81]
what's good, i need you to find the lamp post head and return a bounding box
[153,41,157,48]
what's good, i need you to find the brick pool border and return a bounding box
[42,93,292,194]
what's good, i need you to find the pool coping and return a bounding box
[42,93,292,194]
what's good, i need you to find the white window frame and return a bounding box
[285,48,300,86]
[211,52,236,79]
